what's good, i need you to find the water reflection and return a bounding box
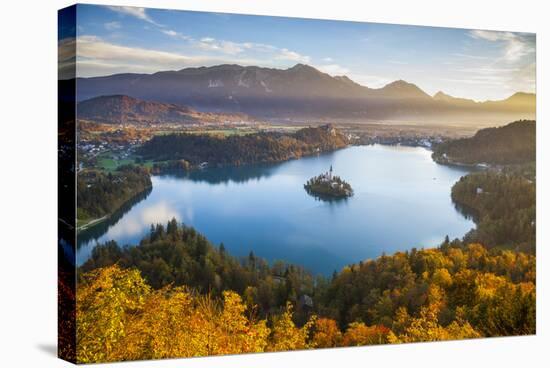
[160,163,277,185]
[108,201,182,239]
[77,187,152,247]
[304,190,352,204]
[77,145,476,274]
[453,202,480,222]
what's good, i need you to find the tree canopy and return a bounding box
[137,125,348,166]
[432,120,535,165]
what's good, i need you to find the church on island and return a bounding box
[321,165,334,181]
[304,165,353,199]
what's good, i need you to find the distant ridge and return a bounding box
[433,91,475,104]
[77,94,250,125]
[502,92,536,106]
[71,63,536,125]
[379,80,431,99]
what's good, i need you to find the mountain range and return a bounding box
[72,63,535,126]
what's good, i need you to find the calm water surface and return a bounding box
[78,145,474,274]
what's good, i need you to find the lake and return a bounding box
[78,144,475,274]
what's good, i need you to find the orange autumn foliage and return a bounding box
[311,318,342,348]
[342,322,390,346]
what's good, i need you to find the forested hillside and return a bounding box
[77,220,535,362]
[432,120,535,165]
[77,165,151,225]
[77,94,250,125]
[137,124,348,166]
[451,171,535,253]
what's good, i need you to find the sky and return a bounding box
[60,4,536,101]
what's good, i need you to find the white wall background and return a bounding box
[0,0,547,366]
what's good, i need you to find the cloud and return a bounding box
[275,48,310,63]
[104,21,121,31]
[441,77,506,86]
[323,57,333,62]
[350,74,393,88]
[469,30,535,62]
[446,59,535,99]
[71,30,320,78]
[162,29,178,37]
[107,201,181,239]
[58,37,76,79]
[105,5,310,62]
[105,5,310,63]
[196,38,246,55]
[190,36,310,61]
[452,53,489,60]
[441,30,536,98]
[506,62,536,94]
[161,29,191,40]
[457,66,520,75]
[73,36,275,76]
[77,35,194,66]
[140,201,181,225]
[107,6,160,26]
[315,64,350,75]
[58,37,76,63]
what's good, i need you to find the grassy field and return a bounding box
[96,152,134,171]
[198,128,258,136]
[96,152,154,171]
[152,128,259,137]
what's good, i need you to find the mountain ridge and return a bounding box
[72,63,536,124]
[77,94,250,125]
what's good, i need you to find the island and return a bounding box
[304,165,353,199]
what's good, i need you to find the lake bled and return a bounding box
[78,144,475,275]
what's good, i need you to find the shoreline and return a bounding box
[432,156,491,169]
[77,215,108,233]
[76,184,153,234]
[151,143,351,175]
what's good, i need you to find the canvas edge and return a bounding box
[58,4,77,364]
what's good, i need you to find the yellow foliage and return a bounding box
[311,318,342,348]
[475,273,508,299]
[432,268,453,288]
[212,291,270,355]
[447,247,465,269]
[466,243,489,268]
[342,322,390,346]
[76,266,151,363]
[76,266,270,363]
[267,302,314,351]
[120,287,206,360]
[390,303,480,343]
